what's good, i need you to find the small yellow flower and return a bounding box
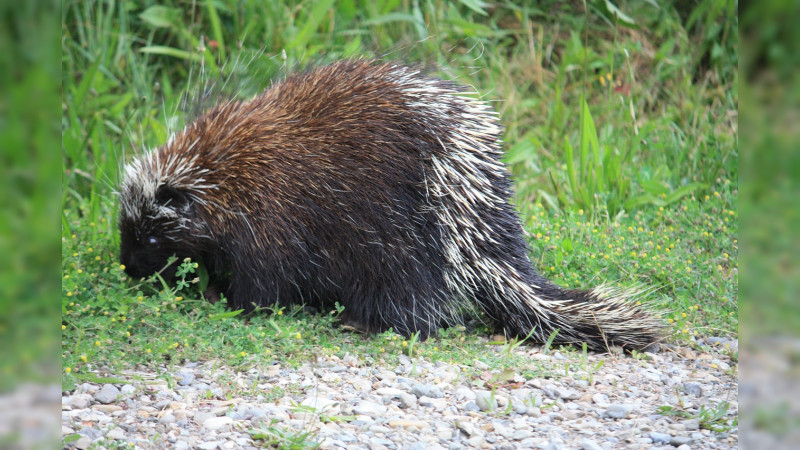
[239,351,246,357]
[146,348,151,354]
[681,313,687,318]
[402,341,408,347]
[65,367,72,373]
[95,256,101,261]
[265,349,272,355]
[87,248,93,253]
[67,292,73,297]
[95,340,101,347]
[125,332,131,337]
[80,355,87,362]
[295,332,302,339]
[64,274,69,279]
[277,310,283,316]
[61,324,66,330]
[77,269,83,274]
[578,209,584,215]
[120,264,126,270]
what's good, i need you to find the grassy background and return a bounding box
[60,0,739,385]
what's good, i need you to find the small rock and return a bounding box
[554,388,580,400]
[526,407,541,417]
[94,404,122,413]
[69,394,92,409]
[474,391,497,412]
[203,416,233,431]
[79,427,103,440]
[73,436,92,449]
[94,384,120,404]
[512,430,533,440]
[670,435,692,446]
[106,427,126,440]
[455,421,480,437]
[353,400,387,416]
[194,411,217,425]
[120,384,136,395]
[398,393,417,408]
[684,418,700,431]
[649,432,671,444]
[579,439,602,450]
[159,413,177,424]
[682,382,703,397]
[604,404,634,419]
[412,383,444,398]
[177,372,195,386]
[711,359,731,371]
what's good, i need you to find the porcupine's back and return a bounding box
[120,60,661,350]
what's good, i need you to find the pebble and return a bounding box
[671,435,693,446]
[353,400,387,416]
[94,384,120,404]
[474,390,497,411]
[59,338,739,449]
[683,382,703,397]
[650,431,671,444]
[203,416,233,431]
[579,438,603,450]
[604,403,634,419]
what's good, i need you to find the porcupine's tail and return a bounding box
[393,64,663,351]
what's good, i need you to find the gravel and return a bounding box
[62,339,738,449]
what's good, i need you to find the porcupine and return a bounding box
[118,59,661,351]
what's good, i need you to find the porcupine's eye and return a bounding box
[145,236,159,248]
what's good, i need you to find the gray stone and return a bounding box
[69,393,92,409]
[353,400,387,416]
[94,384,120,404]
[512,430,533,440]
[579,439,603,450]
[554,388,580,400]
[203,416,233,431]
[682,382,703,397]
[464,401,480,412]
[604,403,634,419]
[412,383,444,398]
[78,427,103,440]
[649,432,671,444]
[684,418,700,431]
[73,436,92,449]
[106,427,126,440]
[474,391,497,412]
[670,435,692,446]
[177,372,195,386]
[194,411,217,425]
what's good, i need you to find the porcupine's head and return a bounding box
[117,148,207,281]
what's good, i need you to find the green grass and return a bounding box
[62,0,738,388]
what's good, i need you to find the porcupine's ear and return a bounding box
[155,185,194,216]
